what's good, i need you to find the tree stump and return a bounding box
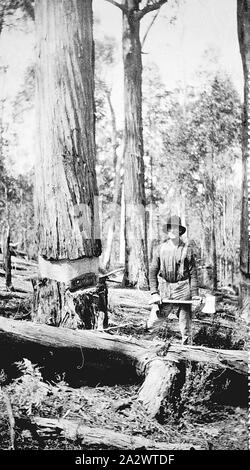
[33,276,108,329]
[138,359,185,419]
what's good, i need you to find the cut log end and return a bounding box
[138,359,185,419]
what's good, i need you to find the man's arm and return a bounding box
[149,246,160,294]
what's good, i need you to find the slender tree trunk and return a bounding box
[203,224,213,288]
[237,0,250,314]
[148,201,155,262]
[102,92,122,270]
[0,3,5,36]
[211,201,218,290]
[231,191,235,286]
[210,144,218,290]
[218,255,222,287]
[102,157,122,270]
[119,183,125,265]
[122,5,148,288]
[223,178,228,285]
[1,224,12,289]
[180,190,187,243]
[34,0,107,328]
[156,205,160,245]
[148,155,155,262]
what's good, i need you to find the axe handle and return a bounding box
[149,298,193,305]
[162,299,193,305]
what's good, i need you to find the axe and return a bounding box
[149,295,216,313]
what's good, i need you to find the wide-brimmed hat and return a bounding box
[163,215,186,236]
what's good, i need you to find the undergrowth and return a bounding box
[193,317,248,350]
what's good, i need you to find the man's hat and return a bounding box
[163,215,186,236]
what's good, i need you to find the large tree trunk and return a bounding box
[34,0,106,327]
[122,3,148,289]
[237,0,250,316]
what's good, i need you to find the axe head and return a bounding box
[202,295,216,314]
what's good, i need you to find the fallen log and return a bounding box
[0,254,37,268]
[0,290,29,300]
[30,417,200,450]
[108,288,151,313]
[0,273,34,294]
[0,317,246,374]
[0,317,247,418]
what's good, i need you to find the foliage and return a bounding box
[7,359,49,416]
[13,65,35,122]
[0,60,35,256]
[0,166,36,257]
[141,65,242,284]
[0,0,34,29]
[143,62,182,205]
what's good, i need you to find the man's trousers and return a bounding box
[147,278,192,345]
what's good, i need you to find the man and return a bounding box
[147,215,200,344]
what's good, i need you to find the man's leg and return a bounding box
[179,306,192,345]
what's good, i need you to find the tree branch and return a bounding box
[141,8,160,48]
[138,0,168,20]
[105,0,128,12]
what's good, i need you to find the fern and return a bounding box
[8,359,50,416]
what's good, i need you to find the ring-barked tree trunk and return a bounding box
[105,0,169,289]
[34,0,107,329]
[237,0,250,316]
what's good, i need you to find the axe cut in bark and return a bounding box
[0,317,247,418]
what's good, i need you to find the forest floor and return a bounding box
[0,285,249,451]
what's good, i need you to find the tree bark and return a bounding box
[237,0,250,315]
[122,3,148,289]
[34,0,106,327]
